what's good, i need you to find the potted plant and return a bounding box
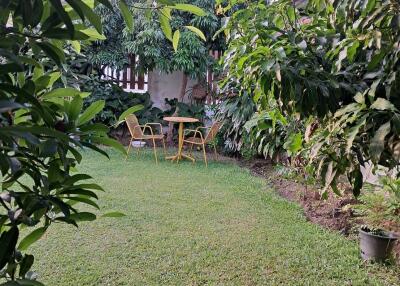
[359,225,398,262]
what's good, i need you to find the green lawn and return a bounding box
[29,149,399,285]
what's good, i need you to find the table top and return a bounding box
[163,116,199,123]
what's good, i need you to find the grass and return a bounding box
[29,149,399,285]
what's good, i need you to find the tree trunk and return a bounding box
[166,73,188,145]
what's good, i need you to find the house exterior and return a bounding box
[101,51,222,110]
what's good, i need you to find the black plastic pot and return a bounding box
[359,229,397,262]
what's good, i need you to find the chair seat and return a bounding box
[183,137,204,144]
[136,134,164,140]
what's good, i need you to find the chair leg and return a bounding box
[126,138,133,160]
[189,143,194,156]
[213,143,218,160]
[162,138,167,157]
[202,143,208,167]
[136,139,142,157]
[152,138,158,164]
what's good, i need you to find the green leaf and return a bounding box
[172,30,180,51]
[119,0,133,31]
[18,227,47,251]
[0,63,24,73]
[0,227,19,270]
[77,100,105,125]
[352,169,363,197]
[68,95,83,121]
[370,121,391,162]
[287,6,295,23]
[36,42,65,66]
[42,28,90,40]
[283,132,303,156]
[185,26,206,41]
[346,116,367,153]
[367,51,385,70]
[67,196,100,210]
[69,212,96,222]
[102,212,126,218]
[347,40,359,62]
[79,28,106,40]
[365,0,376,14]
[159,10,172,41]
[117,104,144,123]
[170,4,206,16]
[42,87,83,98]
[72,0,103,33]
[71,40,81,53]
[60,189,98,199]
[49,0,74,37]
[91,136,126,154]
[19,254,34,278]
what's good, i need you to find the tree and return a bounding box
[218,0,400,197]
[90,0,225,143]
[0,0,205,284]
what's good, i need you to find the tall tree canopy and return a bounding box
[90,0,224,79]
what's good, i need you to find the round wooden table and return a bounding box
[164,116,199,162]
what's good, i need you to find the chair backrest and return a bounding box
[125,114,143,138]
[205,122,222,143]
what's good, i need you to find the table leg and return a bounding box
[177,122,184,161]
[165,121,196,163]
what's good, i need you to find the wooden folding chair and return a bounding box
[125,114,166,164]
[183,122,222,167]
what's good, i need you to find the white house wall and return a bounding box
[148,70,197,110]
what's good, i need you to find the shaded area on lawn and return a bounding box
[30,150,399,285]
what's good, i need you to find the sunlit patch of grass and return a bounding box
[29,149,400,285]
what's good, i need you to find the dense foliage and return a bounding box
[91,0,224,78]
[218,0,400,197]
[82,76,163,126]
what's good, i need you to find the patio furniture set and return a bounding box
[125,114,221,166]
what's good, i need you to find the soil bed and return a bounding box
[240,159,400,264]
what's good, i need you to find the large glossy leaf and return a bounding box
[18,227,47,251]
[77,100,105,125]
[0,227,19,270]
[117,104,144,123]
[185,26,206,41]
[79,28,106,40]
[19,254,34,278]
[42,87,83,98]
[69,212,96,222]
[159,8,172,41]
[91,136,126,154]
[49,0,74,36]
[119,0,133,31]
[67,196,100,209]
[73,0,102,33]
[170,4,206,16]
[35,42,65,66]
[172,30,180,51]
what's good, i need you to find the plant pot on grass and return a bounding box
[359,225,398,262]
